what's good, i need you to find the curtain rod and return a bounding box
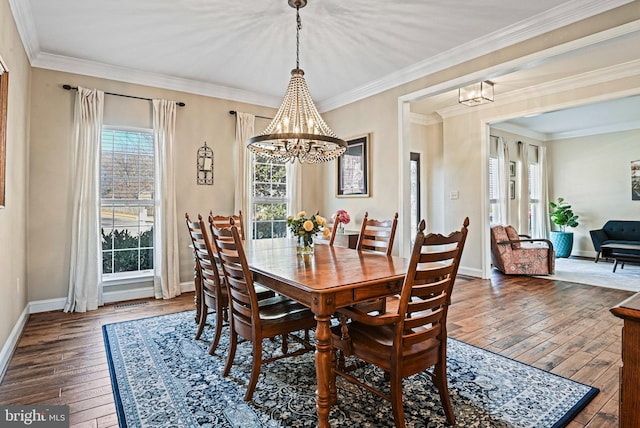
[62,84,186,107]
[229,110,272,120]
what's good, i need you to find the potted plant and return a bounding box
[548,197,579,258]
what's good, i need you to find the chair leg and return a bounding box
[594,251,600,263]
[223,331,238,377]
[330,349,338,405]
[336,349,346,372]
[194,303,208,340]
[389,371,406,428]
[208,302,223,355]
[244,341,263,401]
[433,361,455,425]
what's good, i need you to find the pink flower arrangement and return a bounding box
[336,209,350,225]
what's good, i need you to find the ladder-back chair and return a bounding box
[332,217,470,427]
[210,219,316,401]
[185,213,229,354]
[356,211,398,256]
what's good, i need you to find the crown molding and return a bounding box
[490,122,549,141]
[494,119,640,142]
[437,58,640,119]
[32,53,282,108]
[10,0,633,111]
[549,120,640,140]
[316,0,634,112]
[409,112,442,126]
[410,112,443,127]
[8,0,40,62]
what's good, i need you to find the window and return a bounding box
[100,127,155,278]
[251,156,288,239]
[488,156,499,224]
[528,161,541,236]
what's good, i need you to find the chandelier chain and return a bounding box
[296,6,301,69]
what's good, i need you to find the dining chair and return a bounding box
[207,213,275,297]
[186,213,274,354]
[352,211,399,313]
[185,212,229,354]
[210,219,316,401]
[332,217,470,427]
[185,212,204,325]
[356,211,399,256]
[210,210,245,240]
[316,211,339,246]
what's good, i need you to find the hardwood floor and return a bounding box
[0,273,632,427]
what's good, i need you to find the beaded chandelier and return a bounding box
[247,0,346,164]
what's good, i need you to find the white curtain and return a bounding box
[234,112,255,231]
[496,137,510,225]
[533,146,551,238]
[64,87,104,313]
[234,112,302,238]
[518,141,530,233]
[287,162,303,219]
[152,99,181,299]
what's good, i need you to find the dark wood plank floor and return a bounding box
[0,273,632,427]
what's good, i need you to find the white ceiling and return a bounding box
[9,0,633,112]
[9,0,631,110]
[493,95,640,140]
[409,26,640,139]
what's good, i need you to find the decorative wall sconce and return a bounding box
[458,81,494,106]
[197,142,213,185]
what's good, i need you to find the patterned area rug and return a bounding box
[103,311,598,427]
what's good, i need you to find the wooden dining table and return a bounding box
[243,239,408,427]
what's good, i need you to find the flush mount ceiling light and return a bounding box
[247,0,347,164]
[458,81,494,106]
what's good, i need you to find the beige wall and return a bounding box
[442,76,640,274]
[28,68,276,302]
[319,95,400,233]
[2,0,639,361]
[0,0,31,364]
[423,122,445,233]
[547,129,640,257]
[318,3,640,275]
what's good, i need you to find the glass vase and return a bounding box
[296,234,314,255]
[337,223,344,234]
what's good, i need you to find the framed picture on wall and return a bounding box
[509,180,515,199]
[337,134,370,197]
[509,161,516,177]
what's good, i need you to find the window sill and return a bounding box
[103,271,153,287]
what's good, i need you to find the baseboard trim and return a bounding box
[0,305,29,384]
[459,266,482,278]
[29,297,66,313]
[572,249,597,259]
[2,282,196,384]
[102,286,155,304]
[180,281,195,293]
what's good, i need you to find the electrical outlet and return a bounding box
[450,191,459,200]
[16,277,20,293]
